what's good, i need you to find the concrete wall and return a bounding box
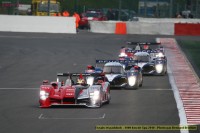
[138,18,200,23]
[0,15,76,33]
[126,21,174,35]
[89,21,116,34]
[90,18,200,35]
[1,15,200,35]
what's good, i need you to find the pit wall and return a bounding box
[90,18,200,35]
[0,15,76,33]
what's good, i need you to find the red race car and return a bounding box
[79,10,107,29]
[39,73,110,108]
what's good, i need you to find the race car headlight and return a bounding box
[122,64,126,69]
[156,52,164,58]
[155,64,163,73]
[128,76,136,86]
[119,52,127,57]
[90,91,100,100]
[40,90,46,96]
[40,90,49,100]
[86,76,94,86]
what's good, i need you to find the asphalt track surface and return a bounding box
[0,31,199,133]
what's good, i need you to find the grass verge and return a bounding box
[178,40,200,78]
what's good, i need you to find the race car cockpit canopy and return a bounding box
[103,63,124,74]
[134,52,150,62]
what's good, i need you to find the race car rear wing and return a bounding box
[56,72,106,85]
[57,73,91,82]
[57,73,104,79]
[126,42,161,45]
[57,73,91,77]
[125,49,162,53]
[96,60,137,64]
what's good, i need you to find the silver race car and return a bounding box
[96,60,143,89]
[133,51,167,75]
[119,42,167,75]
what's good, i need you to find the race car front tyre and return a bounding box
[106,93,111,104]
[139,77,143,87]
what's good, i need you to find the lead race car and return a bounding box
[39,73,110,108]
[96,60,143,89]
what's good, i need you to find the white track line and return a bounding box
[139,89,172,91]
[38,113,106,120]
[0,88,38,90]
[0,35,50,39]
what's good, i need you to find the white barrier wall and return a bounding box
[89,21,116,33]
[0,15,76,33]
[126,21,174,35]
[90,18,200,35]
[138,17,200,23]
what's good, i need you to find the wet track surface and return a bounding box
[0,31,200,133]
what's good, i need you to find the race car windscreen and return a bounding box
[103,66,123,74]
[127,71,137,76]
[137,56,149,62]
[149,52,157,58]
